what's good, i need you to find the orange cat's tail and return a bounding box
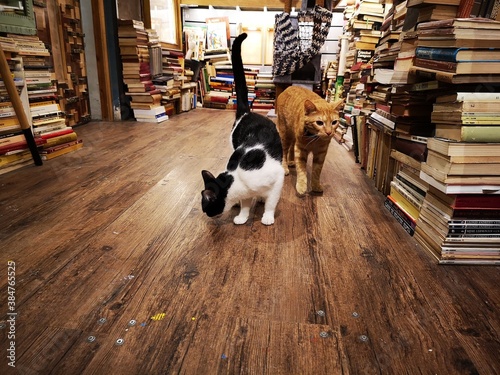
[231,33,250,119]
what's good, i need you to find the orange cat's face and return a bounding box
[303,99,343,140]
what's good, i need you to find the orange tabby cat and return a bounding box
[276,86,343,196]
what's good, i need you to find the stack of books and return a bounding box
[384,149,429,237]
[0,51,37,173]
[160,46,185,115]
[203,62,233,109]
[346,0,386,67]
[252,71,275,111]
[420,137,500,193]
[373,1,403,71]
[407,0,460,24]
[350,0,386,31]
[411,18,500,84]
[31,99,82,161]
[416,137,500,264]
[391,31,419,85]
[415,185,500,265]
[390,85,435,138]
[430,91,500,142]
[118,19,168,123]
[13,35,58,103]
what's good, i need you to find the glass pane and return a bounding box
[149,0,177,45]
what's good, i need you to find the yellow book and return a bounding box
[389,185,420,220]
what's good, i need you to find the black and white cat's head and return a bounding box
[201,170,234,217]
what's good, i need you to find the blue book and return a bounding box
[415,47,500,63]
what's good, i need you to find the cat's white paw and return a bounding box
[261,213,275,225]
[296,183,307,196]
[233,215,249,225]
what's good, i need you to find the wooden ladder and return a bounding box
[0,43,42,166]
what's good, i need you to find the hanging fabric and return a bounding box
[273,5,333,77]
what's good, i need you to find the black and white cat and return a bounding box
[201,33,284,225]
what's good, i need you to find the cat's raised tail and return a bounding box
[231,33,250,119]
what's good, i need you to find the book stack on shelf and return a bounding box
[17,34,83,161]
[408,0,460,24]
[373,2,402,72]
[391,31,419,85]
[344,0,386,69]
[119,19,168,123]
[323,60,338,101]
[0,45,36,174]
[384,149,428,237]
[160,46,185,115]
[456,0,500,19]
[350,0,386,33]
[390,84,435,139]
[31,99,82,161]
[410,18,500,84]
[203,62,233,109]
[430,91,500,142]
[227,68,257,110]
[378,82,444,227]
[372,0,411,84]
[415,137,500,265]
[253,71,275,111]
[56,1,91,127]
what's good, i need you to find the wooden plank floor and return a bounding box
[0,108,499,374]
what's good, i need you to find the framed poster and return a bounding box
[205,17,229,52]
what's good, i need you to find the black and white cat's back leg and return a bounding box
[261,173,284,225]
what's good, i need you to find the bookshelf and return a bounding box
[337,0,500,264]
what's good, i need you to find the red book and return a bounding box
[0,137,45,154]
[40,128,74,140]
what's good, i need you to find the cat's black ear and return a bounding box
[202,189,217,203]
[202,170,216,186]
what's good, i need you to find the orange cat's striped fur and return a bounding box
[276,86,344,196]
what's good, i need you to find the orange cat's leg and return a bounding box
[295,144,308,197]
[311,151,327,194]
[281,138,291,175]
[288,146,295,168]
[276,115,291,175]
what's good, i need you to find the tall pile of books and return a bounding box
[344,0,386,71]
[0,38,36,173]
[203,62,233,109]
[119,19,168,123]
[408,19,500,264]
[0,34,82,169]
[160,45,185,115]
[253,70,275,111]
[416,134,500,265]
[408,0,460,24]
[410,18,500,84]
[17,35,82,160]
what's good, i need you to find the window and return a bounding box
[145,0,181,49]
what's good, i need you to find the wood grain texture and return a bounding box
[0,109,499,374]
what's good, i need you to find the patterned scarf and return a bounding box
[273,5,333,77]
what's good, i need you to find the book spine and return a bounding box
[448,228,500,236]
[384,197,416,236]
[457,0,476,17]
[409,67,455,84]
[414,58,457,73]
[458,126,500,142]
[415,47,458,62]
